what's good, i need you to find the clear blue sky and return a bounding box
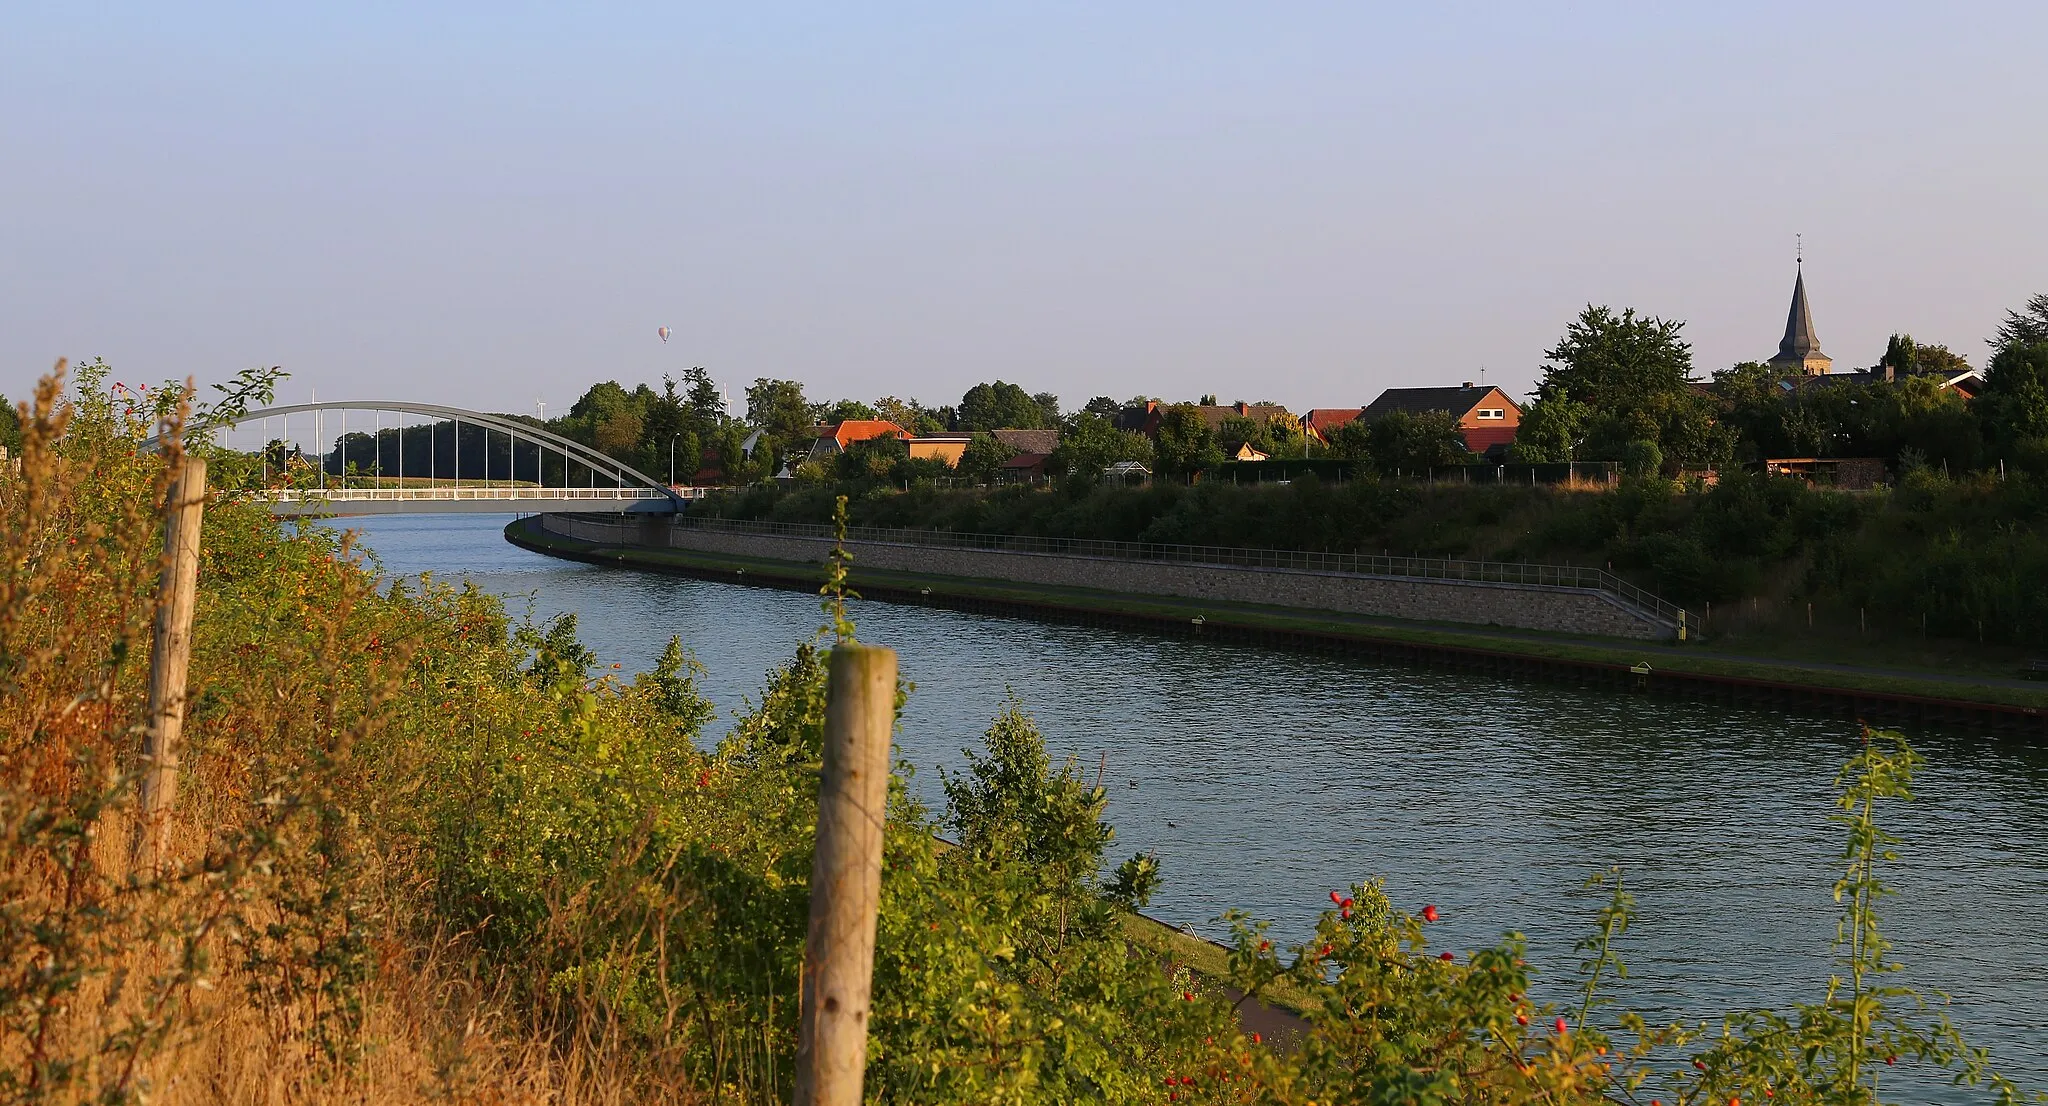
[5,1,2044,416]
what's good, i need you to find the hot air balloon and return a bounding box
[657,326,671,343]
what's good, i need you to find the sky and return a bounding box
[5,1,2045,418]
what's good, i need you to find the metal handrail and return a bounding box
[667,515,1698,635]
[272,486,671,501]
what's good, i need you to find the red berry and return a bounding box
[1554,1016,1568,1034]
[1250,1032,1261,1044]
[1422,904,1440,922]
[1440,951,1455,961]
[1330,890,1343,904]
[1516,1013,1529,1026]
[1886,1055,1896,1066]
[1340,897,1354,909]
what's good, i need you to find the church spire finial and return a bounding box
[1796,232,1803,267]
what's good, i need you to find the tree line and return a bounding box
[522,290,2048,489]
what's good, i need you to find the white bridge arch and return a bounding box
[172,400,694,516]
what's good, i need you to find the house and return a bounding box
[1301,408,1368,445]
[1230,442,1269,461]
[991,428,1060,454]
[998,452,1050,482]
[1359,383,1523,455]
[907,435,972,466]
[1780,363,1986,399]
[803,419,910,463]
[1113,401,1294,440]
[1190,402,1293,436]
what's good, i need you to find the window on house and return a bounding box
[1475,408,1505,420]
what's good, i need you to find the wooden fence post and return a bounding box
[133,454,206,872]
[794,643,897,1106]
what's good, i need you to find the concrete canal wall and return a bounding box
[538,514,1678,641]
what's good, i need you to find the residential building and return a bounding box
[803,419,910,463]
[1301,408,1368,445]
[991,428,1060,454]
[1358,383,1523,455]
[999,451,1050,482]
[907,435,972,465]
[1113,401,1294,440]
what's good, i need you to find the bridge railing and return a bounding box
[652,515,1697,636]
[273,486,677,502]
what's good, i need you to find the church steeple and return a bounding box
[1768,246,1832,376]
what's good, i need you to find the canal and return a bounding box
[342,513,2048,1095]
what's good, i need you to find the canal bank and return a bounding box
[508,514,2048,734]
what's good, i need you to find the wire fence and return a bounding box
[644,515,1697,636]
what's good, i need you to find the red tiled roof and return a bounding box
[1301,408,1367,440]
[829,420,910,448]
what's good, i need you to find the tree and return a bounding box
[957,432,1017,483]
[1873,334,1973,380]
[1325,418,1375,462]
[1152,404,1223,478]
[835,433,907,481]
[1049,413,1155,482]
[1535,305,1729,472]
[1993,293,2048,354]
[681,366,725,428]
[1507,388,1591,463]
[1541,305,1694,411]
[956,381,1047,431]
[1619,439,1662,478]
[1080,396,1123,419]
[0,394,17,454]
[875,396,947,436]
[820,398,881,423]
[1366,411,1474,474]
[745,378,814,468]
[1032,392,1062,428]
[1979,340,2048,459]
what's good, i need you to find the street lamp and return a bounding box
[670,434,678,487]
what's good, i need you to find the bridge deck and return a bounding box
[264,486,703,516]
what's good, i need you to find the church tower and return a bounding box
[1766,253,1832,376]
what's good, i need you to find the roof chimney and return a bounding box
[1462,381,1475,389]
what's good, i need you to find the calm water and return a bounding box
[333,513,2048,1096]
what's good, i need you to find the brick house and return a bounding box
[1353,383,1523,456]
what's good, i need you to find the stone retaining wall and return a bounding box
[540,515,1675,640]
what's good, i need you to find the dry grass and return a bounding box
[0,362,701,1105]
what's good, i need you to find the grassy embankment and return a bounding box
[509,516,2048,715]
[682,476,2048,696]
[7,362,2030,1105]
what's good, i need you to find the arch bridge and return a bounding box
[175,401,696,515]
